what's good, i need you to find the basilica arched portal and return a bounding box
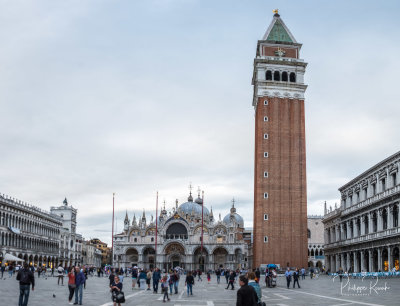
[213,247,228,270]
[193,247,208,271]
[125,248,139,267]
[164,242,185,271]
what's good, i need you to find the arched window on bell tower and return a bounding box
[266,70,272,80]
[290,72,296,82]
[274,71,280,81]
[282,71,288,82]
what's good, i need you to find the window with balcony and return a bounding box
[372,183,376,195]
[381,178,386,192]
[392,173,397,187]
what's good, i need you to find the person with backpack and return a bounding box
[293,268,300,288]
[248,272,262,305]
[226,271,235,290]
[236,275,258,306]
[185,271,194,296]
[16,263,35,306]
[57,265,64,286]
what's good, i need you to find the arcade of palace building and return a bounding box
[113,190,249,272]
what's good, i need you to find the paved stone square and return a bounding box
[1,274,399,306]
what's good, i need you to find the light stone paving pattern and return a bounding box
[1,273,399,306]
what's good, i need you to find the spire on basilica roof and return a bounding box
[195,186,203,204]
[124,210,129,222]
[188,183,194,202]
[230,198,237,214]
[262,10,297,43]
[132,214,137,226]
[63,197,68,206]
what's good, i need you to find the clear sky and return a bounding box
[1,0,399,245]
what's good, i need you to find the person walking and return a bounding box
[109,269,116,287]
[57,265,64,286]
[153,268,161,293]
[168,271,174,295]
[16,263,35,306]
[207,271,211,283]
[285,268,292,289]
[338,267,344,283]
[68,267,76,303]
[225,269,229,284]
[247,272,261,304]
[185,271,194,296]
[301,267,305,280]
[216,269,221,284]
[139,269,147,290]
[110,275,124,306]
[293,268,300,289]
[1,265,5,278]
[74,267,86,305]
[226,271,235,290]
[197,269,202,281]
[236,275,258,306]
[9,264,14,278]
[255,268,261,284]
[146,270,152,291]
[161,275,170,302]
[83,267,88,289]
[131,268,138,289]
[173,270,180,294]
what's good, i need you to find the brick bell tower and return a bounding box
[252,10,308,269]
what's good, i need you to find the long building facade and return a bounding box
[0,193,62,268]
[323,151,400,273]
[113,190,249,272]
[252,11,308,269]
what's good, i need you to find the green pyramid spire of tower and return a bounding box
[266,19,293,42]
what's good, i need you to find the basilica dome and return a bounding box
[178,193,209,217]
[222,203,244,227]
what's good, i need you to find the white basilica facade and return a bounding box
[113,191,248,272]
[323,151,400,273]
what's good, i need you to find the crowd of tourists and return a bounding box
[11,263,316,306]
